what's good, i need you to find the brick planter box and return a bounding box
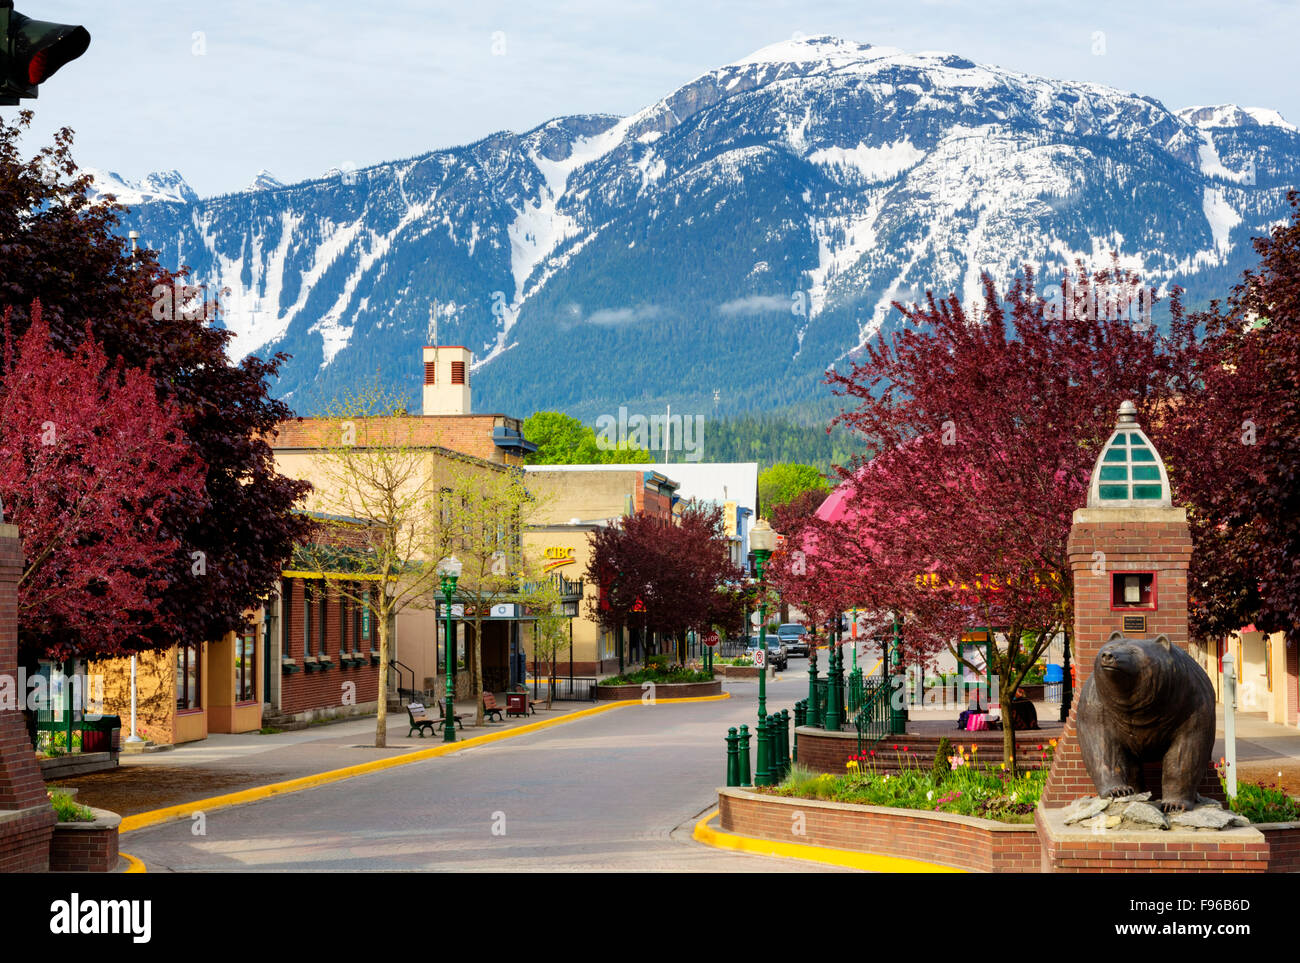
[594,680,722,701]
[718,786,1041,872]
[49,807,121,873]
[713,664,773,680]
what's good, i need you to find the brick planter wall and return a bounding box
[1259,821,1300,873]
[718,787,1041,872]
[48,807,121,873]
[1035,804,1269,872]
[594,680,722,701]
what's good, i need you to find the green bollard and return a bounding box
[738,724,752,787]
[781,709,791,778]
[755,715,771,787]
[824,645,842,732]
[806,645,822,728]
[726,726,740,787]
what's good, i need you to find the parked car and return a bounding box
[777,623,808,655]
[746,634,788,670]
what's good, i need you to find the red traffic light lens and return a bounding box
[27,49,48,84]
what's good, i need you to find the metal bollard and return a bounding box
[781,709,791,777]
[794,699,806,729]
[738,724,752,787]
[755,715,770,786]
[726,726,740,787]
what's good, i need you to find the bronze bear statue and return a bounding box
[1077,632,1216,812]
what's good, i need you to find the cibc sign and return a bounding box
[542,546,576,572]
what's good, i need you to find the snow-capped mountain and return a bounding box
[84,168,198,206]
[109,36,1300,419]
[245,169,285,192]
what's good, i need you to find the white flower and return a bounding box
[926,790,934,801]
[1010,791,1017,801]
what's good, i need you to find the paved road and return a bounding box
[122,671,834,872]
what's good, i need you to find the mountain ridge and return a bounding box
[102,36,1299,421]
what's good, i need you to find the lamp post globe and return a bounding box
[437,556,463,742]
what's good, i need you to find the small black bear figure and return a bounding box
[1077,631,1216,812]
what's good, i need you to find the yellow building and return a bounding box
[1192,628,1298,728]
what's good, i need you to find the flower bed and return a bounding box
[594,678,722,700]
[771,740,1056,824]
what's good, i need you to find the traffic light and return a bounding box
[0,2,90,104]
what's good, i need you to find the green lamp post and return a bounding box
[750,519,777,729]
[437,555,463,743]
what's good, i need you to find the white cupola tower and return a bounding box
[422,345,472,415]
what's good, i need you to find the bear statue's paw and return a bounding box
[1157,798,1195,813]
[1101,785,1138,799]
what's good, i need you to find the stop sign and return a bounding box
[704,632,718,647]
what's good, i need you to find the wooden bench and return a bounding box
[439,700,464,730]
[406,703,436,737]
[480,692,505,723]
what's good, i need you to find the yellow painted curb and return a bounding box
[692,808,966,873]
[120,851,146,873]
[121,692,730,834]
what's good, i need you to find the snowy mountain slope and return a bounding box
[110,36,1300,419]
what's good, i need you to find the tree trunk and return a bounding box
[375,610,389,748]
[1002,672,1017,775]
[472,618,485,726]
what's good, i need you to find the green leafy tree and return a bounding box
[523,411,649,465]
[759,463,829,512]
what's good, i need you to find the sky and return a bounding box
[11,0,1299,197]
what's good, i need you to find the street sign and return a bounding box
[750,612,761,627]
[753,648,765,667]
[703,632,718,647]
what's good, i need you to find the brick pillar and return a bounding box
[0,522,57,871]
[1040,508,1194,807]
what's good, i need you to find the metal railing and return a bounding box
[529,676,597,702]
[855,676,892,756]
[388,659,417,704]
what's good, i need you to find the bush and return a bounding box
[1226,779,1300,823]
[932,736,953,778]
[48,789,94,823]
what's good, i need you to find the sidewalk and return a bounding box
[52,697,594,817]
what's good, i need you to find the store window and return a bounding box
[236,632,256,703]
[281,580,293,659]
[177,644,201,710]
[304,582,315,656]
[318,583,330,659]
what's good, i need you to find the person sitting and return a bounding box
[1009,688,1039,730]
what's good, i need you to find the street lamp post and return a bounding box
[750,519,777,729]
[437,555,463,742]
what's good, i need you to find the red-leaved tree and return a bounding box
[0,304,206,662]
[775,267,1205,771]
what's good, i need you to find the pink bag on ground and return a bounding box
[966,713,988,732]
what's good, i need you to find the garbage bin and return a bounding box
[82,714,121,753]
